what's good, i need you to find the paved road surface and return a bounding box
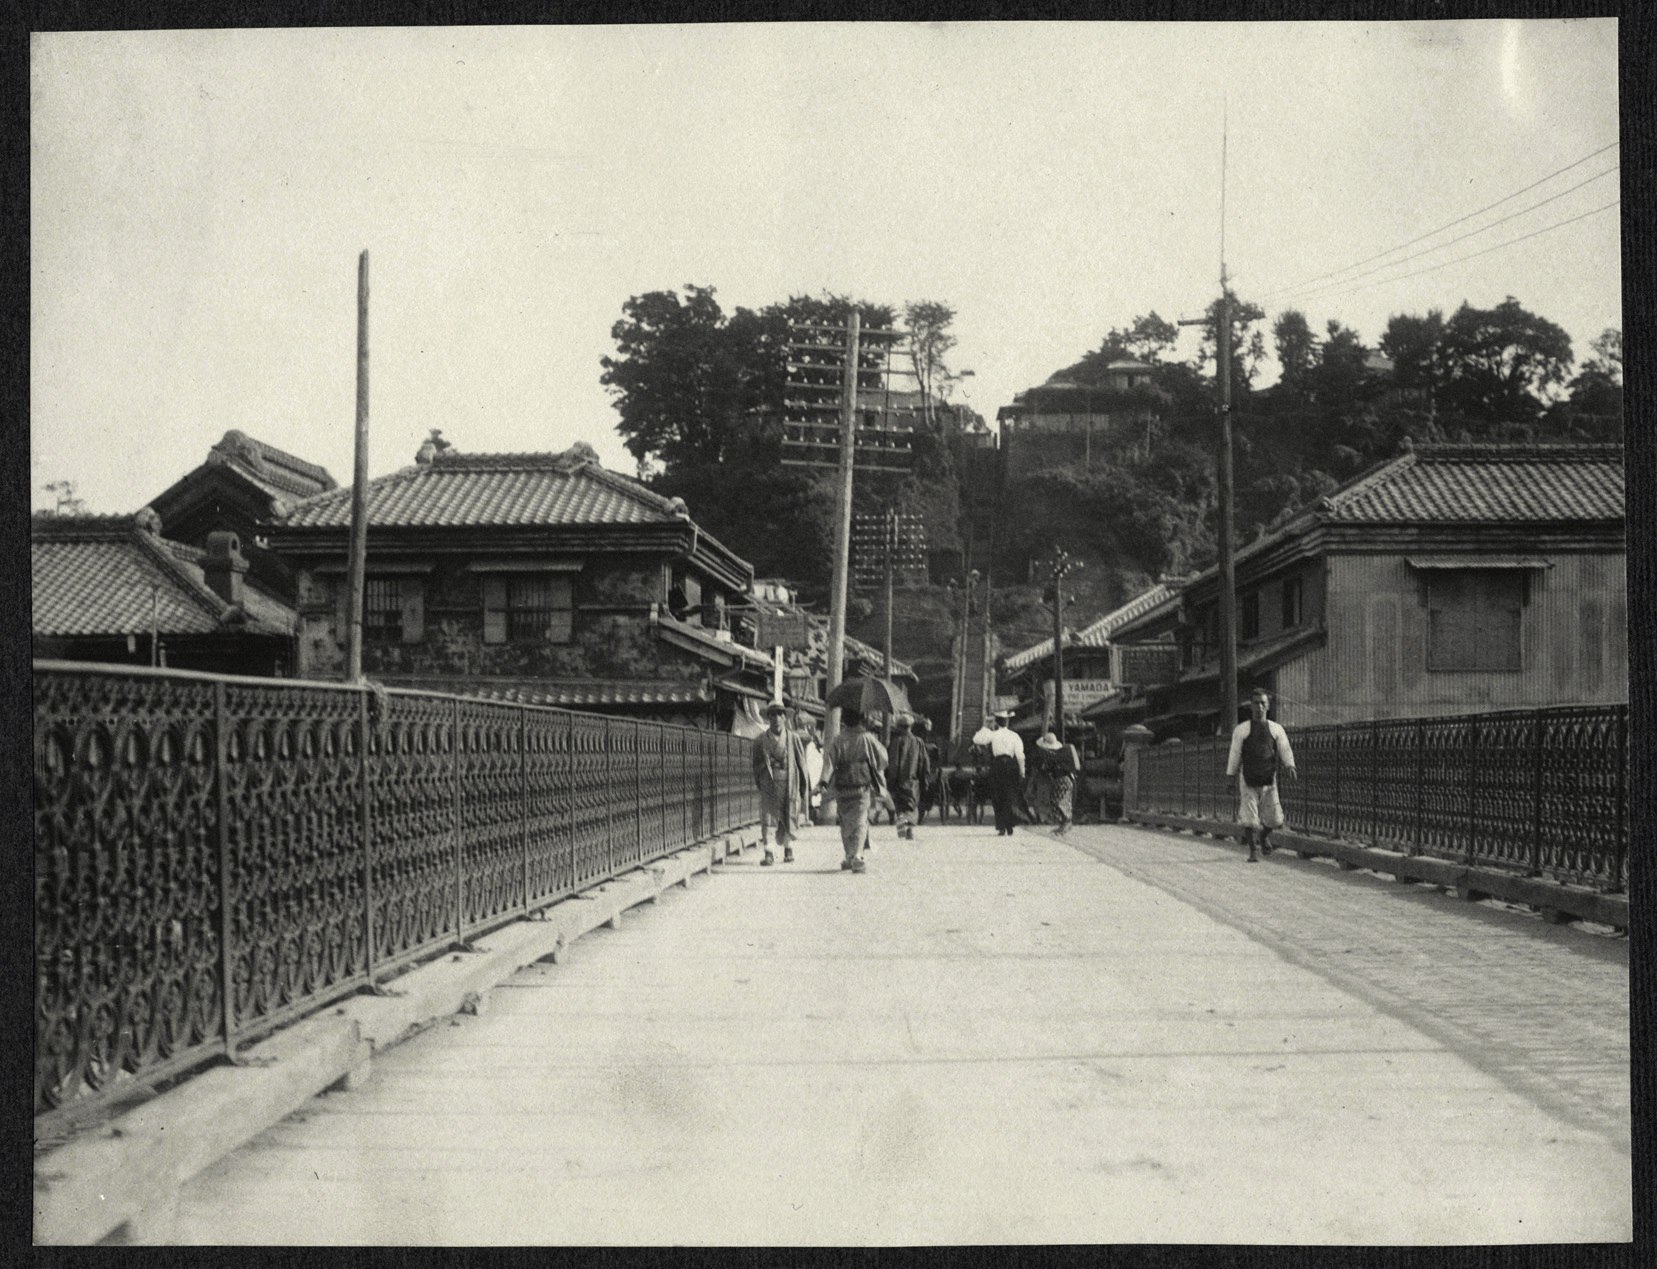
[172,821,1630,1245]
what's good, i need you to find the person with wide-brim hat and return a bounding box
[1036,729,1081,834]
[750,702,810,865]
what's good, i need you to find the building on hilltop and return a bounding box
[997,362,1169,477]
[1105,441,1627,735]
[33,509,297,676]
[266,437,772,729]
[145,429,337,603]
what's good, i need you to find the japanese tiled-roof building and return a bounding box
[33,509,297,676]
[267,436,771,730]
[999,582,1182,736]
[147,429,337,601]
[1107,442,1627,733]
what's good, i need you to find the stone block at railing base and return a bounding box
[1123,809,1628,931]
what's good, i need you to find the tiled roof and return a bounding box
[425,680,713,709]
[281,446,687,530]
[1003,582,1181,673]
[32,514,292,638]
[209,430,336,499]
[1325,443,1624,524]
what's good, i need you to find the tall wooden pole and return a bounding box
[823,310,859,752]
[1217,287,1238,733]
[1052,566,1066,744]
[346,250,370,682]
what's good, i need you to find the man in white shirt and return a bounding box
[985,710,1026,836]
[1225,687,1298,862]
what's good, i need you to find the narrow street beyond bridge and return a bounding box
[169,821,1629,1245]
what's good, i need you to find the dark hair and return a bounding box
[841,707,863,729]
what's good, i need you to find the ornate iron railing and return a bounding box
[33,662,759,1131]
[1129,705,1629,894]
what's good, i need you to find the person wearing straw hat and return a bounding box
[750,702,809,866]
[984,709,1025,836]
[1036,730,1081,834]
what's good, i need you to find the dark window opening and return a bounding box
[1427,571,1523,672]
[1281,576,1303,629]
[1240,592,1260,641]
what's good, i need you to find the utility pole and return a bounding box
[1176,109,1239,734]
[824,309,859,750]
[1216,286,1238,733]
[1047,547,1078,743]
[346,249,370,683]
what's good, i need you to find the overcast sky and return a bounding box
[31,19,1622,515]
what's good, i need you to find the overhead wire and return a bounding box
[1250,139,1621,304]
[1320,199,1620,299]
[1270,165,1618,306]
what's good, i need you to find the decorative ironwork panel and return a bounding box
[1462,712,1536,873]
[34,669,226,1122]
[612,721,643,870]
[367,692,457,971]
[1287,725,1339,837]
[1370,720,1420,852]
[524,708,575,903]
[457,698,526,934]
[1537,707,1625,888]
[222,682,368,1042]
[1416,716,1474,861]
[638,725,672,855]
[569,713,612,888]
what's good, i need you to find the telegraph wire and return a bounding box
[1319,198,1619,300]
[1251,139,1621,303]
[1271,165,1618,306]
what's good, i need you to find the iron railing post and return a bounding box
[453,698,463,940]
[1464,718,1478,867]
[1412,719,1424,856]
[213,680,236,1055]
[1370,721,1380,847]
[603,718,614,872]
[634,720,644,864]
[361,690,376,981]
[563,711,575,892]
[521,706,530,914]
[1530,709,1545,877]
[1612,708,1627,894]
[1333,725,1342,840]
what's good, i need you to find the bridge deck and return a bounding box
[170,821,1630,1245]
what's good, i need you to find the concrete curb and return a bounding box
[1122,810,1628,929]
[33,826,761,1247]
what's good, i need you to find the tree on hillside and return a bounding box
[41,480,88,516]
[1095,312,1181,366]
[1436,296,1573,423]
[905,300,957,432]
[1311,319,1369,410]
[1272,310,1318,399]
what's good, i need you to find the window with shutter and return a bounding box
[1426,571,1523,672]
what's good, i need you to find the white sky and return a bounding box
[31,19,1622,515]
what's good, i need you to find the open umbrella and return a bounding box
[824,675,901,716]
